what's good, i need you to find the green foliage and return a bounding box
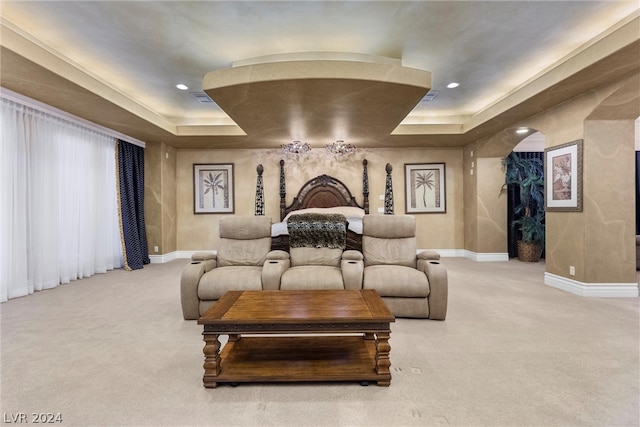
[512,210,545,245]
[502,152,545,244]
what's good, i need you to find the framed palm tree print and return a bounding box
[404,163,446,213]
[193,164,234,214]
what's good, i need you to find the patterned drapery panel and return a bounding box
[116,140,150,270]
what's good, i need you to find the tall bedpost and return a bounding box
[384,163,394,215]
[279,159,286,220]
[255,164,264,215]
[362,159,370,214]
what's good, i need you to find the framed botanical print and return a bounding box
[545,140,583,212]
[193,163,234,214]
[404,163,446,213]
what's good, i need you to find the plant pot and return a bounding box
[517,240,542,262]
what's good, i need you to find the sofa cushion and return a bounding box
[280,266,344,290]
[362,236,417,268]
[289,247,342,267]
[363,215,416,238]
[363,265,429,297]
[219,215,272,239]
[198,266,263,300]
[217,237,271,267]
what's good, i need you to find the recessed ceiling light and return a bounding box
[176,83,189,91]
[446,82,460,89]
[516,127,529,134]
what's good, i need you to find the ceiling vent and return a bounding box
[191,92,215,103]
[421,90,439,102]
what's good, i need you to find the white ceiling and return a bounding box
[0,1,638,147]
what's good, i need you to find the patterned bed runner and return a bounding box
[287,213,347,249]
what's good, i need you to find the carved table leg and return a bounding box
[375,332,391,387]
[202,333,221,388]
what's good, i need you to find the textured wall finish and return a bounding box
[144,142,163,255]
[175,147,463,252]
[583,120,636,283]
[503,72,639,286]
[460,72,638,291]
[162,144,177,254]
[476,158,508,254]
[463,144,478,253]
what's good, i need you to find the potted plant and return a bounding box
[502,152,545,262]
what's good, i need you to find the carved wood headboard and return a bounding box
[278,159,370,221]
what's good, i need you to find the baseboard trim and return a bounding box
[425,249,466,258]
[545,273,639,297]
[148,252,178,264]
[174,250,217,260]
[464,250,509,262]
[419,249,509,260]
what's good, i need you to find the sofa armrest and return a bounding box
[266,250,290,261]
[417,250,441,261]
[181,259,215,320]
[422,260,448,320]
[262,258,290,290]
[192,251,216,262]
[342,250,364,261]
[341,257,364,290]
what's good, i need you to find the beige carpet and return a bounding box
[1,258,638,427]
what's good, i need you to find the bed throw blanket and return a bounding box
[287,213,347,249]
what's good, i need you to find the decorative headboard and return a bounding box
[278,159,370,221]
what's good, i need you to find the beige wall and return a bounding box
[146,71,639,290]
[144,142,162,254]
[145,141,177,255]
[530,73,638,284]
[581,119,636,282]
[174,147,464,251]
[462,143,478,253]
[473,71,639,285]
[476,157,508,254]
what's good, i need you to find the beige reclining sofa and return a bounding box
[180,216,289,320]
[361,215,448,320]
[180,214,448,321]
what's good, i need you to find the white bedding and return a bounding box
[271,207,365,237]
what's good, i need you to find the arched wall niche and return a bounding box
[513,132,545,152]
[465,71,640,296]
[566,72,639,286]
[475,126,544,158]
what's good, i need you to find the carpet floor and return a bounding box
[1,258,638,427]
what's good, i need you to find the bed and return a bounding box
[270,159,370,252]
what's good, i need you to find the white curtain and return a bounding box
[1,97,123,302]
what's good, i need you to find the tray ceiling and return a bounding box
[0,1,638,148]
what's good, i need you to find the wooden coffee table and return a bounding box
[197,289,395,388]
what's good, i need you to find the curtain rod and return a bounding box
[0,88,146,148]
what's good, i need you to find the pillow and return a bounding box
[283,207,365,222]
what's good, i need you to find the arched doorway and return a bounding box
[506,131,545,259]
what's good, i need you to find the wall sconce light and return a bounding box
[325,140,357,156]
[281,140,311,155]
